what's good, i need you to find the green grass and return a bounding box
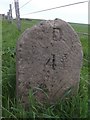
[0,19,2,119]
[2,19,88,118]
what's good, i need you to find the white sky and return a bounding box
[0,0,88,24]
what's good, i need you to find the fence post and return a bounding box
[7,11,10,22]
[9,4,13,23]
[14,0,21,31]
[9,9,11,22]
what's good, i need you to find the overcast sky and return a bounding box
[0,0,88,24]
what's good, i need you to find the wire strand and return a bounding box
[19,0,32,9]
[22,0,88,15]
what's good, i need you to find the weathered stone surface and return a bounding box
[16,19,83,108]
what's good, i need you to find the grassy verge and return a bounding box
[2,19,88,118]
[0,18,2,119]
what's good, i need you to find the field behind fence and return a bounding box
[5,0,88,31]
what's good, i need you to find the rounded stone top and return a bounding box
[16,19,83,108]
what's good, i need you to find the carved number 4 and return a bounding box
[46,54,56,70]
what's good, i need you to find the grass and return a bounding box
[0,19,2,119]
[2,19,88,119]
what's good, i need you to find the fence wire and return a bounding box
[21,1,88,15]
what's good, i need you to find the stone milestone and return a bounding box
[16,19,83,108]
